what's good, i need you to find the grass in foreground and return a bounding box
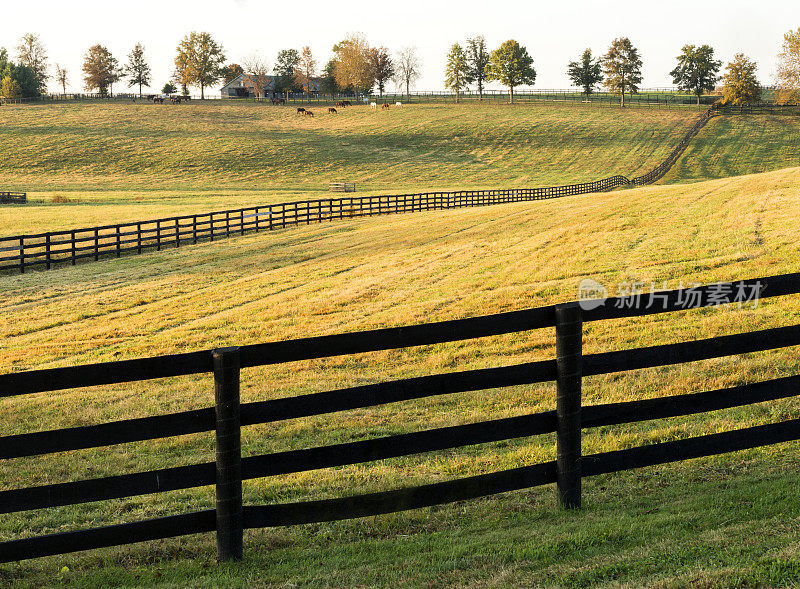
[1,168,800,586]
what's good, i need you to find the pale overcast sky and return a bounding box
[2,0,797,94]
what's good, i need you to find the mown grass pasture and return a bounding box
[2,152,800,586]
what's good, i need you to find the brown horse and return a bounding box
[328,107,337,114]
[272,98,286,105]
[297,107,306,114]
[303,110,314,117]
[382,103,390,109]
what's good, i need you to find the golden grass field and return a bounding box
[2,161,800,586]
[1,101,800,586]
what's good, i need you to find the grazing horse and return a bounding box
[303,110,314,117]
[297,107,306,114]
[328,107,337,114]
[382,103,390,109]
[370,102,377,109]
[395,101,402,107]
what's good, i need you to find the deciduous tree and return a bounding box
[55,64,68,95]
[465,36,490,100]
[125,43,151,97]
[720,53,761,105]
[220,63,243,85]
[670,44,721,105]
[162,81,177,95]
[444,43,469,102]
[320,59,340,94]
[776,28,800,105]
[242,53,270,98]
[395,46,421,100]
[486,39,536,104]
[82,44,118,96]
[16,33,48,94]
[567,48,603,97]
[295,46,318,100]
[333,34,373,97]
[602,37,642,107]
[370,47,394,96]
[274,49,300,97]
[174,31,226,99]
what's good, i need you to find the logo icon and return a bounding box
[578,279,608,310]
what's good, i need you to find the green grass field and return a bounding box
[2,155,800,587]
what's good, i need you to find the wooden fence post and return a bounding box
[555,302,582,509]
[213,347,243,562]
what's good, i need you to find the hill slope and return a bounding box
[662,114,800,183]
[0,102,700,192]
[2,168,800,587]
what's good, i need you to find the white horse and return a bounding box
[395,101,402,107]
[370,102,377,109]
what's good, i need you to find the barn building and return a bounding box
[220,74,323,99]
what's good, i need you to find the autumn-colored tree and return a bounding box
[55,64,68,95]
[1,75,22,99]
[220,63,243,85]
[125,43,151,97]
[776,28,800,105]
[242,53,270,98]
[295,46,318,100]
[670,44,721,105]
[16,33,48,94]
[601,37,642,106]
[82,44,119,96]
[444,43,469,102]
[333,34,373,96]
[369,47,394,96]
[567,48,603,97]
[721,53,761,105]
[175,32,226,99]
[465,36,490,99]
[486,39,536,103]
[395,46,421,99]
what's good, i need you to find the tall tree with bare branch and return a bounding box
[395,46,420,100]
[295,46,318,101]
[242,53,270,98]
[55,64,68,95]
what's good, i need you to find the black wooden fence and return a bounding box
[2,272,800,562]
[0,192,26,205]
[0,176,630,274]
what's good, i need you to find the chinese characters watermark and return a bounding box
[578,279,762,311]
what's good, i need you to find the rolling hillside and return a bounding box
[2,168,800,587]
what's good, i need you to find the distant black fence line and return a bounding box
[0,192,26,204]
[0,177,631,274]
[2,272,800,563]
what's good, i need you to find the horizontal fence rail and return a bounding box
[0,192,26,204]
[2,272,800,563]
[6,101,773,275]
